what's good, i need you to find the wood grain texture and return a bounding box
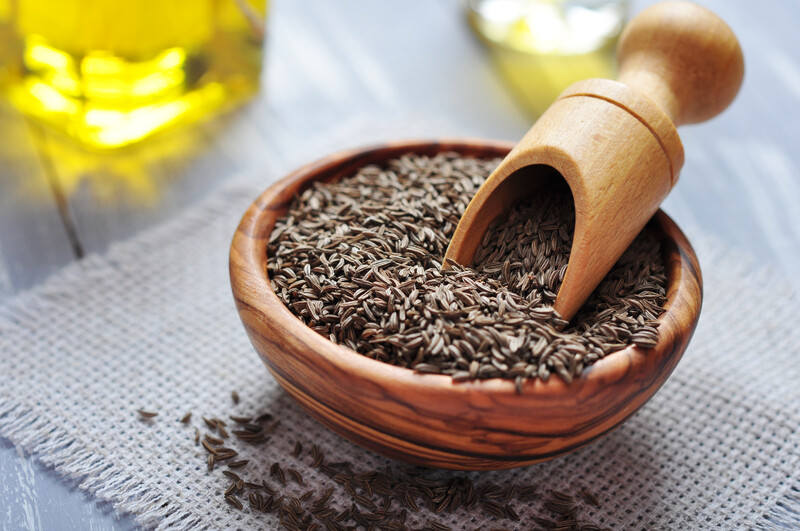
[0,105,76,298]
[446,88,678,323]
[444,1,743,321]
[0,443,135,531]
[230,139,703,470]
[617,1,744,126]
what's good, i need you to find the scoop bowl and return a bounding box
[229,139,702,470]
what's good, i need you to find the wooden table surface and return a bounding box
[1,0,798,528]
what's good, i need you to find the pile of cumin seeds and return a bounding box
[267,152,667,388]
[169,404,612,530]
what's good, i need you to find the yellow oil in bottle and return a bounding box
[467,0,627,117]
[0,0,266,148]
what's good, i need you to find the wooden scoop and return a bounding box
[444,1,744,321]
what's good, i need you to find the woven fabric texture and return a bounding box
[1,138,800,529]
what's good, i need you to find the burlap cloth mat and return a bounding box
[1,124,799,530]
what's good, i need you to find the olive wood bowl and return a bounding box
[230,139,703,470]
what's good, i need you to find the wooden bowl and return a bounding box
[229,139,702,470]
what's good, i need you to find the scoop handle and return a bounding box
[444,1,745,323]
[616,1,744,126]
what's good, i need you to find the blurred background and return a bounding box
[1,0,799,528]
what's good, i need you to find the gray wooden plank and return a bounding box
[0,101,76,300]
[305,0,529,138]
[0,243,12,300]
[652,0,800,283]
[32,114,244,257]
[0,442,137,531]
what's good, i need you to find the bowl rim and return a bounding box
[230,138,702,402]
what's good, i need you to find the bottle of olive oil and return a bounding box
[0,0,266,148]
[467,0,627,117]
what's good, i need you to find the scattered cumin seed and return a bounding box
[287,467,304,485]
[201,439,219,455]
[222,470,240,481]
[504,503,520,521]
[204,434,224,445]
[292,441,303,458]
[255,412,274,422]
[580,487,601,508]
[550,489,574,502]
[263,421,281,435]
[225,495,243,510]
[214,449,238,461]
[137,409,158,419]
[262,480,276,495]
[270,462,286,485]
[482,500,506,518]
[544,499,576,515]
